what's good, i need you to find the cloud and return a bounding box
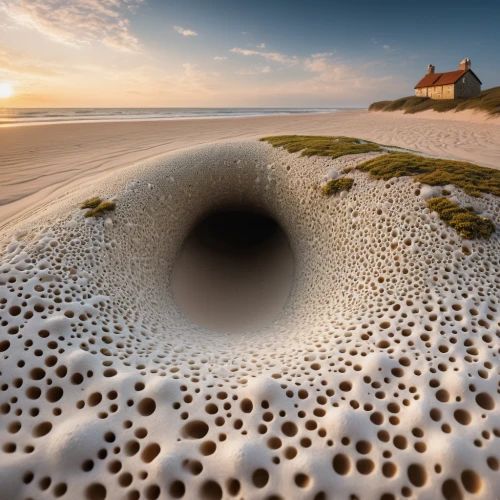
[256,43,265,49]
[230,47,397,99]
[236,65,271,75]
[311,52,335,58]
[228,47,401,102]
[214,56,227,60]
[288,53,399,99]
[182,63,204,76]
[10,92,53,103]
[230,47,298,65]
[71,63,161,85]
[173,25,198,36]
[0,0,143,52]
[163,63,221,94]
[383,45,390,49]
[0,45,66,79]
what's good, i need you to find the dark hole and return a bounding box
[193,211,280,252]
[172,208,294,333]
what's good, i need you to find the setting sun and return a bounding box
[0,83,13,98]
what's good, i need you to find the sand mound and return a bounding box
[1,140,499,500]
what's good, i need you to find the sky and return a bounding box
[0,0,498,108]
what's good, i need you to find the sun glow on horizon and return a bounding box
[0,83,14,99]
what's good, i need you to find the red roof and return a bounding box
[414,69,482,89]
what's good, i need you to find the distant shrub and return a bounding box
[321,178,354,196]
[427,196,495,239]
[426,100,459,113]
[369,87,500,116]
[403,99,457,114]
[381,96,418,112]
[368,101,392,112]
[455,86,500,116]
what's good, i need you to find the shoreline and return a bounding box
[1,108,500,229]
[0,109,348,128]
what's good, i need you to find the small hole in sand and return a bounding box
[182,420,209,439]
[333,454,351,475]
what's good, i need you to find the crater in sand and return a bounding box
[171,208,294,332]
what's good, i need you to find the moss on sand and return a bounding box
[356,153,500,198]
[81,199,116,219]
[260,135,382,159]
[427,196,495,239]
[262,135,497,239]
[81,197,102,210]
[321,178,354,196]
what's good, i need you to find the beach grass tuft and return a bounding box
[341,166,355,174]
[321,178,354,196]
[357,153,500,197]
[82,200,116,218]
[81,197,102,210]
[427,196,495,239]
[260,135,382,159]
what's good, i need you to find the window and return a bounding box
[463,78,466,83]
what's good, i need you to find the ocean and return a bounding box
[0,107,347,126]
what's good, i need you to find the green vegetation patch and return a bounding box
[455,86,500,116]
[81,198,116,218]
[261,135,382,159]
[427,197,495,239]
[261,135,498,238]
[369,87,500,116]
[367,100,392,112]
[81,197,102,210]
[321,177,354,196]
[357,153,500,197]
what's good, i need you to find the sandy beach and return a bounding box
[1,109,500,227]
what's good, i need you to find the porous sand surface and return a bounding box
[1,140,500,500]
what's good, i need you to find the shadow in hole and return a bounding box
[172,209,294,333]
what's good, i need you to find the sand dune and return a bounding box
[1,109,500,228]
[386,108,500,125]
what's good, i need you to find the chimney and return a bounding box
[427,64,435,75]
[459,58,471,71]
